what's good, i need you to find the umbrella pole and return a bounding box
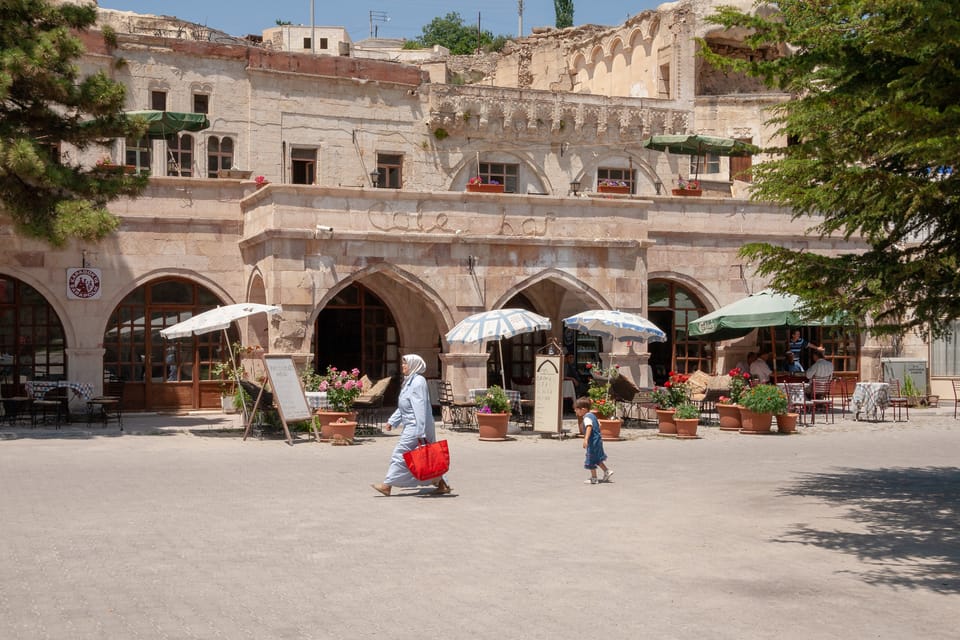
[225,332,248,423]
[498,340,507,389]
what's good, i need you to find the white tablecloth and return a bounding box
[850,382,890,421]
[305,391,330,410]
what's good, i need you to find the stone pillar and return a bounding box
[604,347,652,387]
[439,352,490,397]
[66,347,104,411]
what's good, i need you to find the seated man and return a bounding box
[806,349,834,381]
[749,351,773,384]
[563,353,586,397]
[783,351,804,374]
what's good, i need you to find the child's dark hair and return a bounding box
[574,396,592,410]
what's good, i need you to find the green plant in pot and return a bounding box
[674,402,700,420]
[476,385,511,414]
[741,384,788,415]
[585,363,620,418]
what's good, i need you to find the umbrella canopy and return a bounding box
[124,110,211,139]
[687,289,828,342]
[563,310,666,344]
[445,309,552,388]
[642,134,760,183]
[159,303,281,339]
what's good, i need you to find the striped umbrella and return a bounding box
[445,309,552,387]
[563,309,666,343]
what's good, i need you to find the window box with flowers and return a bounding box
[597,178,631,195]
[466,176,504,193]
[305,365,364,436]
[672,176,702,196]
[651,371,691,436]
[95,155,137,175]
[717,367,751,430]
[475,385,511,440]
[585,363,622,440]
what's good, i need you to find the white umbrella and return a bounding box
[563,309,667,343]
[160,303,282,419]
[445,308,552,388]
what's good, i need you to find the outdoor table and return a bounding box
[849,382,890,421]
[25,380,94,401]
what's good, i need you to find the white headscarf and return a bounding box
[402,354,426,386]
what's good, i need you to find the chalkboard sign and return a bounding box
[262,355,313,423]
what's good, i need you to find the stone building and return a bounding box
[1,1,946,414]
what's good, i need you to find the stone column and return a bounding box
[66,347,104,411]
[439,352,490,397]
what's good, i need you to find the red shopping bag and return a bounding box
[403,438,450,481]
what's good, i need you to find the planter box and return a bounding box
[598,185,631,195]
[466,183,504,193]
[96,164,137,175]
[218,169,253,179]
[671,188,702,196]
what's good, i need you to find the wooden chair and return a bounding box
[86,381,125,430]
[237,380,282,438]
[438,381,475,431]
[885,379,910,422]
[953,380,960,419]
[805,378,834,424]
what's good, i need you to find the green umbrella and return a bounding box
[124,110,210,138]
[688,289,834,342]
[642,134,760,182]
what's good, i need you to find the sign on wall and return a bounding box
[66,268,102,300]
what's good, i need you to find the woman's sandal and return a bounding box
[432,480,452,495]
[371,483,391,496]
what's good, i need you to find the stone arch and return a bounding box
[576,151,660,194]
[246,270,269,349]
[646,274,716,383]
[0,267,75,348]
[0,271,71,387]
[449,150,552,194]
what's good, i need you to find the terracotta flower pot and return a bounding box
[717,403,742,431]
[598,417,622,441]
[315,410,358,439]
[323,420,356,442]
[655,409,677,436]
[671,188,702,196]
[476,411,510,440]
[739,408,773,434]
[776,412,799,434]
[675,418,699,439]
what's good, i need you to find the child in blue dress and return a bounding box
[574,397,613,484]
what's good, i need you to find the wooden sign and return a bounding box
[533,354,563,434]
[244,354,312,444]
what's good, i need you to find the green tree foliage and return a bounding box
[0,0,147,246]
[554,0,574,29]
[404,12,508,55]
[701,1,960,338]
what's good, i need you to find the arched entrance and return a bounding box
[647,279,713,384]
[312,283,399,382]
[102,278,233,411]
[0,275,67,395]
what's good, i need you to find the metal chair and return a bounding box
[353,376,391,435]
[34,386,69,428]
[438,381,475,431]
[953,380,960,420]
[86,381,124,430]
[237,380,282,438]
[885,379,910,422]
[781,382,808,425]
[804,378,834,424]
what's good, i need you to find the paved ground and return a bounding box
[1,408,958,639]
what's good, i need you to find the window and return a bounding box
[658,63,671,99]
[207,136,234,177]
[0,275,68,392]
[166,134,193,177]
[151,90,167,111]
[932,320,960,376]
[758,327,860,375]
[689,153,721,175]
[596,167,635,193]
[375,153,402,189]
[192,94,208,114]
[648,280,713,383]
[478,162,518,193]
[125,137,151,173]
[319,38,328,49]
[303,37,311,49]
[291,147,316,184]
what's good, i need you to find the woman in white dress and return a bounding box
[371,354,451,496]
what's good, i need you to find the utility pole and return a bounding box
[518,0,524,38]
[310,0,315,54]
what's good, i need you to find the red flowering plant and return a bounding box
[585,362,620,418]
[678,175,700,191]
[650,371,690,409]
[720,367,751,405]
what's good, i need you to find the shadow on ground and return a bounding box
[778,466,960,593]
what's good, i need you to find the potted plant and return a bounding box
[717,367,751,430]
[901,376,922,407]
[306,365,364,436]
[672,175,702,196]
[475,385,511,440]
[673,401,700,439]
[466,176,504,193]
[95,154,136,174]
[254,175,269,189]
[597,178,630,194]
[651,371,690,436]
[586,363,622,440]
[319,415,356,443]
[211,342,258,413]
[739,384,787,434]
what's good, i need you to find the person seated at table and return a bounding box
[564,353,586,397]
[782,351,804,374]
[805,348,834,381]
[750,352,773,384]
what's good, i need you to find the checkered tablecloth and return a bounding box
[26,381,95,401]
[469,388,521,412]
[850,382,890,421]
[305,391,331,410]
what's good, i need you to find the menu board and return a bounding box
[262,355,312,423]
[533,354,562,433]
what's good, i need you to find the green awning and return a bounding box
[688,289,840,342]
[124,110,210,138]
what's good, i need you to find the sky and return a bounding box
[96,1,666,42]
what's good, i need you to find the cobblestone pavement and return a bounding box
[1,409,957,639]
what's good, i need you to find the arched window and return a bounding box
[0,275,67,393]
[208,136,234,177]
[647,279,713,384]
[167,134,193,177]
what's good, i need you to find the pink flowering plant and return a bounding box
[678,176,700,190]
[599,178,628,187]
[476,385,511,414]
[254,175,267,186]
[304,365,363,411]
